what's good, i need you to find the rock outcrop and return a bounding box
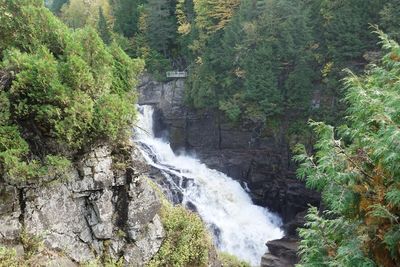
[260,211,306,267]
[138,75,319,223]
[261,238,298,267]
[0,145,165,265]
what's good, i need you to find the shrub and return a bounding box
[0,125,41,183]
[54,91,95,149]
[0,1,143,183]
[148,199,212,267]
[0,246,21,267]
[72,27,114,98]
[59,54,95,93]
[94,93,137,142]
[20,231,43,259]
[109,42,145,94]
[218,252,250,267]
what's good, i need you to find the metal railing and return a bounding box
[166,71,188,78]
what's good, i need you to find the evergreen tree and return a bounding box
[97,7,112,44]
[50,0,68,14]
[379,0,400,41]
[112,0,145,38]
[295,31,400,267]
[144,0,177,57]
[60,0,112,29]
[186,0,314,122]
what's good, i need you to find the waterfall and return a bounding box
[134,105,284,266]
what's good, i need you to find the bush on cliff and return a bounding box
[218,252,250,267]
[147,179,252,267]
[294,31,400,267]
[148,201,212,267]
[0,0,144,183]
[0,246,20,267]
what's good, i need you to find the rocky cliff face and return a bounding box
[138,75,319,223]
[0,145,164,265]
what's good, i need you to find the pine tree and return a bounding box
[112,0,145,38]
[97,7,111,44]
[144,0,176,57]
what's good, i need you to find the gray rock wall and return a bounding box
[0,145,164,265]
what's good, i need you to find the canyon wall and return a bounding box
[0,145,164,265]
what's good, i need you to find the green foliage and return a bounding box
[60,0,113,30]
[59,54,95,93]
[20,231,43,259]
[0,0,71,56]
[218,252,250,267]
[132,0,176,79]
[144,0,177,57]
[0,125,44,183]
[97,7,112,45]
[297,207,375,267]
[81,257,124,267]
[148,200,212,267]
[113,0,146,38]
[295,32,400,267]
[73,27,114,97]
[94,93,137,142]
[49,0,68,14]
[169,0,399,129]
[219,97,242,122]
[53,91,95,149]
[379,1,400,41]
[318,0,382,61]
[0,1,143,183]
[44,0,400,128]
[0,92,10,124]
[109,42,145,94]
[0,246,21,267]
[184,0,314,123]
[192,0,239,35]
[142,49,171,81]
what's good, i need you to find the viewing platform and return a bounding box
[166,71,187,78]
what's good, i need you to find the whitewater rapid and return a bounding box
[134,105,283,266]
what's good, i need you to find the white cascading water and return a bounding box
[135,105,284,266]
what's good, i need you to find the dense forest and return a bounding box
[47,0,399,124]
[0,0,399,266]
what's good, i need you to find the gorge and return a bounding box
[135,105,283,266]
[138,76,320,223]
[136,76,321,266]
